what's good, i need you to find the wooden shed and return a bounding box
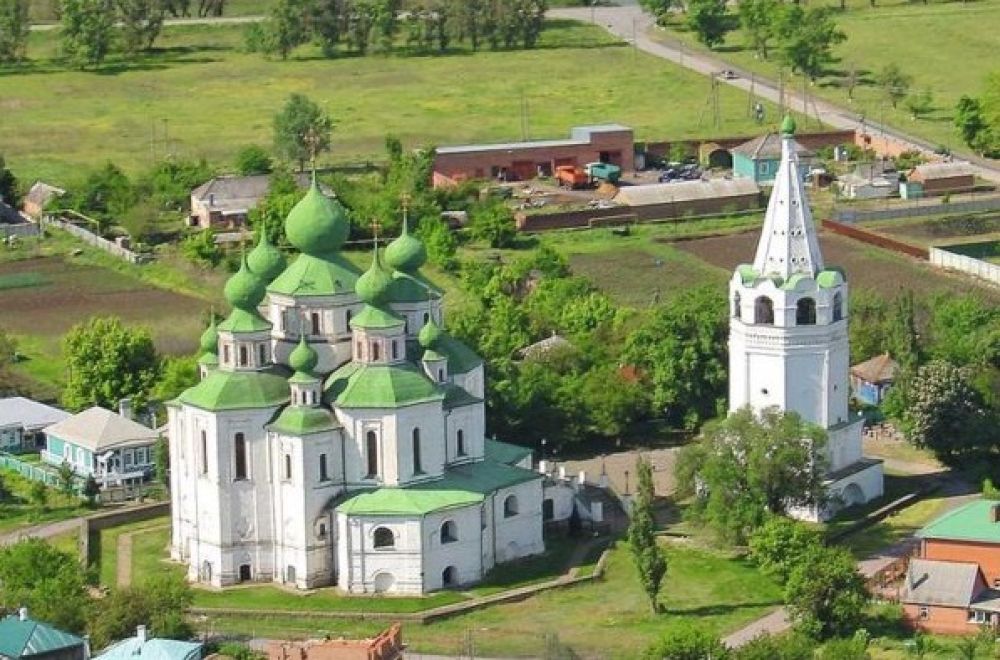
[906,163,975,196]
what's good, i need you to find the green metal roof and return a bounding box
[438,334,483,374]
[918,500,1000,544]
[198,352,219,367]
[179,368,290,411]
[93,636,202,660]
[267,252,361,297]
[816,268,846,288]
[443,384,482,409]
[337,459,540,516]
[484,438,533,465]
[387,272,438,303]
[218,308,272,333]
[0,615,84,658]
[269,405,340,436]
[737,264,758,285]
[350,305,405,330]
[329,362,443,409]
[781,273,811,290]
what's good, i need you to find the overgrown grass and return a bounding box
[0,467,91,534]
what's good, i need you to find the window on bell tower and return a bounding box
[796,298,816,325]
[733,291,742,319]
[833,292,844,322]
[754,296,774,325]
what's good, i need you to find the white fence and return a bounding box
[43,215,152,264]
[0,222,40,239]
[930,246,1000,287]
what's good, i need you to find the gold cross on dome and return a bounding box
[369,218,382,242]
[400,192,411,212]
[303,128,320,170]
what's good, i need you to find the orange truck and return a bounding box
[555,165,590,189]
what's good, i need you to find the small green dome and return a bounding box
[284,180,350,256]
[247,226,286,282]
[781,114,796,136]
[384,217,426,272]
[289,335,318,375]
[418,318,443,349]
[199,315,218,354]
[224,254,267,310]
[355,245,393,304]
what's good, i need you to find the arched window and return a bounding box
[222,344,231,364]
[258,344,267,366]
[442,565,457,586]
[372,342,381,361]
[200,430,208,475]
[239,346,248,366]
[503,494,519,518]
[441,520,458,544]
[423,312,430,324]
[345,309,352,329]
[310,390,317,404]
[284,454,292,480]
[234,432,247,480]
[319,453,328,482]
[833,292,843,322]
[796,298,817,325]
[457,430,466,457]
[373,526,394,549]
[438,368,445,382]
[754,296,774,325]
[356,340,363,359]
[311,312,320,335]
[733,291,742,319]
[366,431,378,478]
[391,341,398,360]
[412,428,423,475]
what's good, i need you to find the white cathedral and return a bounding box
[728,116,884,521]
[167,183,548,594]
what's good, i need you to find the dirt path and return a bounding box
[0,517,82,547]
[117,530,134,588]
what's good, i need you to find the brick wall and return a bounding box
[903,603,982,635]
[821,219,928,259]
[924,539,1000,588]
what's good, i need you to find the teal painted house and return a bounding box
[732,131,813,184]
[42,406,160,489]
[93,626,201,660]
[0,608,87,660]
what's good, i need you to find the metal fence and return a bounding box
[0,451,61,487]
[832,190,1000,224]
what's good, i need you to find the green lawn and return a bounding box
[0,468,90,534]
[3,19,800,185]
[96,517,174,587]
[652,0,1000,154]
[839,490,954,559]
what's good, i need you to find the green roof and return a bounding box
[439,333,483,374]
[198,352,219,367]
[337,459,540,516]
[284,180,350,256]
[917,499,1000,544]
[737,264,758,285]
[329,362,443,409]
[350,304,405,330]
[247,227,286,283]
[268,252,361,297]
[384,218,427,273]
[269,405,340,436]
[0,614,84,658]
[179,368,290,411]
[387,272,436,303]
[816,268,846,288]
[93,636,202,660]
[443,384,482,409]
[218,308,272,333]
[484,438,533,465]
[224,254,267,310]
[782,273,811,290]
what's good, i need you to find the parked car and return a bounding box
[585,162,622,185]
[720,69,738,80]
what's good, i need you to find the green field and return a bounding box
[2,19,802,185]
[654,0,1000,153]
[0,467,90,533]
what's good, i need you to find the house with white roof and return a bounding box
[0,397,70,454]
[42,406,160,488]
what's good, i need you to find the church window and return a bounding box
[284,454,292,481]
[366,431,379,478]
[754,296,774,325]
[423,312,430,324]
[457,430,466,456]
[503,495,519,518]
[733,292,741,319]
[373,526,394,549]
[372,342,381,361]
[319,454,328,482]
[796,298,816,325]
[318,523,327,539]
[438,369,445,382]
[311,390,317,404]
[356,341,363,359]
[258,344,267,366]
[311,312,321,336]
[234,433,247,480]
[391,341,398,360]
[543,499,554,521]
[345,309,352,330]
[223,344,231,364]
[441,520,457,544]
[239,346,248,366]
[412,429,423,475]
[200,431,208,475]
[833,292,844,322]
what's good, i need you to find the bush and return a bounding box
[734,632,814,660]
[181,230,222,267]
[748,516,823,584]
[642,623,729,660]
[235,145,273,175]
[785,545,868,639]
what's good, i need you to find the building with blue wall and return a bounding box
[733,132,813,184]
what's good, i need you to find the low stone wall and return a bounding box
[79,501,170,567]
[44,215,152,264]
[1,222,40,239]
[821,219,928,260]
[833,195,1000,223]
[644,129,856,159]
[516,196,762,233]
[930,244,1000,287]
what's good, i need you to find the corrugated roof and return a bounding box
[94,636,202,660]
[484,439,533,465]
[44,406,160,451]
[614,178,760,206]
[918,499,1000,543]
[902,558,981,607]
[732,133,811,160]
[0,614,84,658]
[0,397,70,431]
[437,124,632,155]
[910,162,974,180]
[850,353,899,384]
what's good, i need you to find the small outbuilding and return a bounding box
[21,181,65,219]
[612,178,761,220]
[907,163,975,196]
[850,352,899,405]
[189,173,323,229]
[732,132,813,184]
[0,397,70,454]
[0,608,88,660]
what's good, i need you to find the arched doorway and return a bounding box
[842,483,865,507]
[442,566,458,587]
[373,572,395,593]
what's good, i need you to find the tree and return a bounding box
[82,475,100,506]
[29,480,48,510]
[154,437,169,488]
[64,162,136,231]
[954,95,997,156]
[0,538,90,633]
[926,294,1000,369]
[677,406,827,544]
[0,154,19,206]
[57,461,77,496]
[153,355,199,402]
[468,198,516,248]
[416,215,457,271]
[776,6,845,81]
[686,0,730,48]
[876,63,912,110]
[628,456,667,614]
[784,544,867,639]
[0,0,29,64]
[748,516,822,583]
[738,0,778,60]
[117,0,164,54]
[180,230,222,267]
[235,145,273,175]
[642,623,729,660]
[273,93,334,171]
[62,316,161,412]
[817,632,871,659]
[60,0,115,67]
[904,88,933,120]
[734,632,814,660]
[88,572,193,649]
[260,0,310,59]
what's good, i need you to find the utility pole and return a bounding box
[777,68,785,119]
[519,89,529,141]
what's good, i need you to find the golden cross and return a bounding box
[303,128,320,171]
[369,218,382,243]
[400,192,411,212]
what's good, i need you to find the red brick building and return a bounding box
[266,625,403,660]
[432,124,634,187]
[907,163,976,196]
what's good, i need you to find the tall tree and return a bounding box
[272,93,334,171]
[0,0,29,63]
[776,6,845,81]
[60,0,116,68]
[784,545,867,639]
[628,455,667,614]
[0,154,18,208]
[686,0,730,48]
[738,0,778,60]
[117,0,164,54]
[954,95,996,156]
[62,316,161,411]
[263,0,310,59]
[876,63,912,110]
[748,516,822,583]
[0,539,91,633]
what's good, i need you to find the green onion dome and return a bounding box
[418,318,443,349]
[199,315,219,354]
[224,254,267,311]
[355,245,393,305]
[284,179,350,256]
[247,226,286,282]
[781,114,796,136]
[384,216,426,273]
[288,335,318,375]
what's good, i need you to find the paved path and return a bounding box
[549,5,1000,185]
[721,607,791,648]
[0,517,82,546]
[30,14,263,30]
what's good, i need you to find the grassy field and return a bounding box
[2,19,801,185]
[0,468,91,533]
[653,0,1000,153]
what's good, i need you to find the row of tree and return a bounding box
[247,0,549,59]
[955,72,1000,157]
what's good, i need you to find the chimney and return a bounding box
[119,398,133,421]
[136,625,147,645]
[991,504,1000,524]
[18,607,28,621]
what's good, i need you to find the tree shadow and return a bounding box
[664,600,784,617]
